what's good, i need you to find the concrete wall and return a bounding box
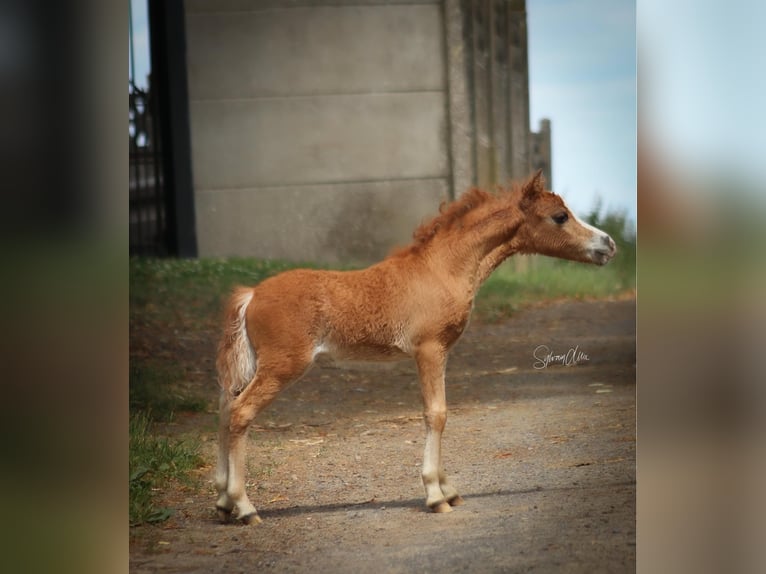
[185,0,450,263]
[463,0,531,188]
[530,118,552,190]
[184,0,536,264]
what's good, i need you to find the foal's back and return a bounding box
[244,257,441,363]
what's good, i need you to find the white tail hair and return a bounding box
[216,287,256,396]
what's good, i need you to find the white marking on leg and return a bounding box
[439,471,460,501]
[228,437,257,520]
[215,393,233,513]
[422,422,446,507]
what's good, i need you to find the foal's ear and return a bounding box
[520,169,546,210]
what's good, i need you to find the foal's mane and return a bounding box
[391,184,514,257]
[413,187,493,243]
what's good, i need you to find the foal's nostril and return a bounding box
[602,235,615,250]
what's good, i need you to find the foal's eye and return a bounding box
[552,212,569,225]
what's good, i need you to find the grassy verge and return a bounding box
[130,361,208,421]
[129,411,203,526]
[130,257,319,331]
[474,255,635,321]
[130,251,633,331]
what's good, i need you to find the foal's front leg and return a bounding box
[416,342,463,513]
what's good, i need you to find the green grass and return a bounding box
[474,255,635,321]
[129,412,203,526]
[130,257,321,328]
[130,361,208,421]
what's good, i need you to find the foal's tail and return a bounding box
[216,287,257,397]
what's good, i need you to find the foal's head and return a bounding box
[516,171,617,265]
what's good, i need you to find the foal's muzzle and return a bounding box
[591,234,617,265]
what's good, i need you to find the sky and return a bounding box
[639,0,766,188]
[128,0,149,89]
[526,0,636,224]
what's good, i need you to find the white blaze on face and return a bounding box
[573,213,617,263]
[573,212,605,245]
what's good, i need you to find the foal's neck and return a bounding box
[430,197,524,291]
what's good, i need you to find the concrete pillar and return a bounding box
[507,0,531,181]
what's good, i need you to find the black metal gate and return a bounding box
[129,0,197,257]
[129,80,167,255]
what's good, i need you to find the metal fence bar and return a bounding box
[129,81,167,256]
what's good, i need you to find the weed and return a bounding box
[129,412,203,526]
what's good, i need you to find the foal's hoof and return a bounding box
[239,512,262,525]
[430,501,453,513]
[216,507,233,523]
[448,495,465,506]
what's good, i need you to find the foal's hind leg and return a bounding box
[416,342,463,513]
[226,354,312,524]
[215,391,234,521]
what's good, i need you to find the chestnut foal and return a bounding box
[215,170,616,524]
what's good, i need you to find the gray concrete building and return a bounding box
[530,118,553,190]
[131,0,551,262]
